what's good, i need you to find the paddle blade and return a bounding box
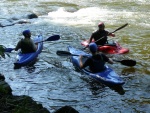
[56,50,80,57]
[45,35,60,41]
[114,59,136,66]
[120,60,136,66]
[56,51,72,56]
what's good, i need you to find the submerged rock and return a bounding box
[27,13,38,19]
[0,13,38,28]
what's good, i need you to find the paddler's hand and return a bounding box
[108,33,115,37]
[79,55,83,59]
[79,55,83,68]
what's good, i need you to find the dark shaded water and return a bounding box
[0,0,149,113]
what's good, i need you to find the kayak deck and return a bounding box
[68,45,125,86]
[81,40,129,54]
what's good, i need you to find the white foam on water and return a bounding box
[46,7,111,26]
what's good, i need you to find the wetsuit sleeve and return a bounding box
[89,33,94,43]
[101,54,109,62]
[82,58,91,69]
[107,30,115,37]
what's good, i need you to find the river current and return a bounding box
[0,0,149,113]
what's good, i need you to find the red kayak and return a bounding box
[81,40,129,54]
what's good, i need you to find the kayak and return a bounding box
[14,35,43,69]
[81,40,129,54]
[68,45,125,86]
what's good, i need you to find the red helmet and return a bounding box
[98,22,105,27]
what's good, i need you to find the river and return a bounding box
[0,0,149,113]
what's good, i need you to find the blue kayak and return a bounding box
[14,35,43,69]
[68,45,125,86]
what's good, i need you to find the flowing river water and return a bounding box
[0,0,149,113]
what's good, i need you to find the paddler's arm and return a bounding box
[108,58,114,64]
[108,32,115,37]
[87,33,94,46]
[102,53,114,64]
[79,55,84,68]
[15,40,21,51]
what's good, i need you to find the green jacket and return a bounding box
[15,38,36,53]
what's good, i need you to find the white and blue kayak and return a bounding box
[67,45,125,86]
[14,35,43,69]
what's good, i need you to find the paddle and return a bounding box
[5,35,60,52]
[56,50,136,66]
[83,23,128,49]
[37,35,60,43]
[113,59,136,66]
[95,23,128,43]
[110,23,128,33]
[56,50,83,56]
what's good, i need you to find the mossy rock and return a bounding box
[0,81,12,95]
[0,95,50,113]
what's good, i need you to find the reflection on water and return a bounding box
[121,67,136,76]
[108,85,125,95]
[14,58,38,72]
[81,76,125,95]
[25,65,36,73]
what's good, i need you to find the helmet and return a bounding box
[22,30,31,36]
[98,22,105,27]
[89,43,97,53]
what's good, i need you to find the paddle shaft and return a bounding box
[5,35,60,52]
[35,39,49,43]
[57,51,136,66]
[5,40,44,52]
[94,23,128,43]
[111,23,128,33]
[56,50,89,57]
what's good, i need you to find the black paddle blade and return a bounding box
[46,35,60,41]
[120,60,136,66]
[56,51,72,56]
[113,59,136,66]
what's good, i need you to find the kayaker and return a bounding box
[79,42,113,73]
[88,22,115,46]
[15,30,37,53]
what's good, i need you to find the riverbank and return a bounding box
[0,73,79,113]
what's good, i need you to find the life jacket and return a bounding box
[93,30,108,45]
[20,38,36,53]
[89,54,106,73]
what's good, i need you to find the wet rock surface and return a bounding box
[0,74,79,113]
[0,73,49,113]
[0,13,38,28]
